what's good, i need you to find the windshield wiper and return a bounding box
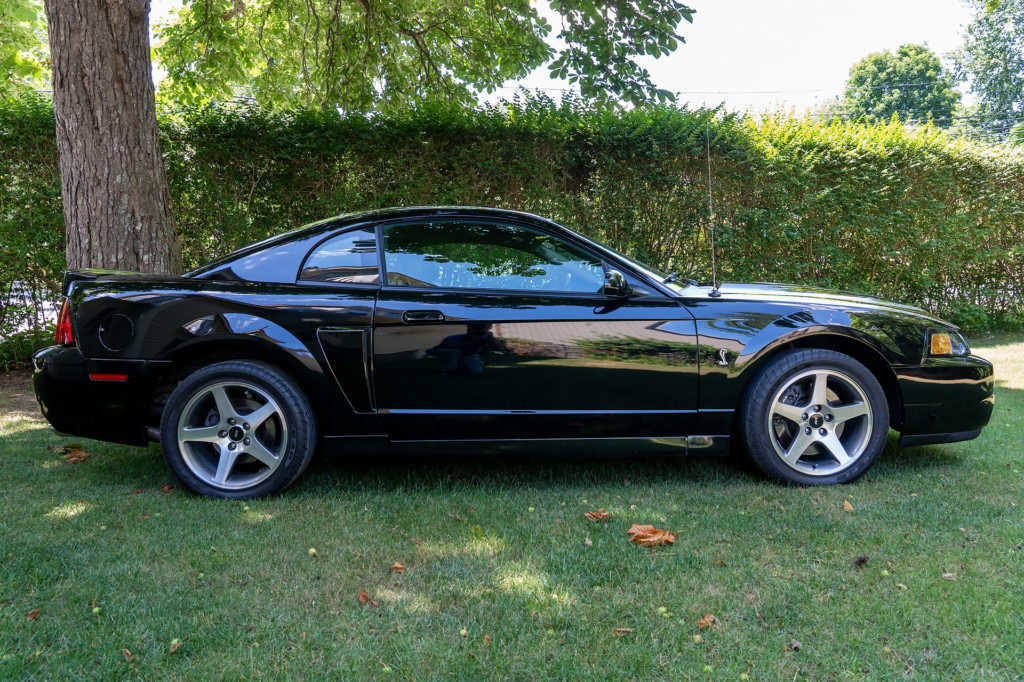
[662,272,698,286]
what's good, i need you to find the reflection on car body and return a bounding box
[31,206,994,498]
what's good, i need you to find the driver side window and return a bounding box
[381,220,605,293]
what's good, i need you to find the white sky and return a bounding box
[150,0,974,114]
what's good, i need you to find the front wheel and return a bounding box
[739,349,889,485]
[160,361,317,498]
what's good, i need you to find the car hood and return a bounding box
[687,282,953,327]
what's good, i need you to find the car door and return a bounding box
[371,216,699,441]
[295,225,381,424]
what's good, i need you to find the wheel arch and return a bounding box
[145,337,333,433]
[737,332,904,430]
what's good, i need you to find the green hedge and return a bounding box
[2,94,1023,350]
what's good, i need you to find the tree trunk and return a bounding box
[44,0,181,273]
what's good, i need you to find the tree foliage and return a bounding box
[953,0,1024,138]
[153,0,694,111]
[4,95,1024,345]
[840,44,960,126]
[0,0,48,96]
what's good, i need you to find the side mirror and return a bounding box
[603,269,629,298]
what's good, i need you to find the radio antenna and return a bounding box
[706,119,721,297]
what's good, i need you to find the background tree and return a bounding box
[954,0,1024,138]
[32,0,694,274]
[154,0,695,111]
[840,44,960,126]
[44,0,180,273]
[0,0,48,96]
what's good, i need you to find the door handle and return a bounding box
[401,310,445,323]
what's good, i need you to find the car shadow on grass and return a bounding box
[296,430,968,496]
[302,441,756,494]
[0,414,981,498]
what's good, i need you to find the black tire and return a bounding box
[159,360,317,498]
[739,349,889,485]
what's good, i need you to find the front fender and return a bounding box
[736,307,918,375]
[694,305,928,419]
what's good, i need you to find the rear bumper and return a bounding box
[32,345,166,446]
[896,354,994,446]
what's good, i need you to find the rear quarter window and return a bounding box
[299,228,380,284]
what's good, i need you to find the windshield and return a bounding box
[555,222,692,294]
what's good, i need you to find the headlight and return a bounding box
[928,330,969,356]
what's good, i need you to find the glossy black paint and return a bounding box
[373,287,697,440]
[33,206,994,456]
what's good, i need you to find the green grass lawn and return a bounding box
[1,336,1022,680]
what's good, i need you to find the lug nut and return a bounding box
[801,412,808,421]
[804,427,812,435]
[218,429,227,438]
[228,442,237,450]
[818,428,827,436]
[243,438,251,446]
[243,422,250,430]
[825,414,834,422]
[812,405,821,412]
[227,418,236,425]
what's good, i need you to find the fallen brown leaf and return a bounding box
[613,627,634,636]
[121,648,133,661]
[358,589,379,607]
[843,500,855,513]
[786,638,802,652]
[391,562,406,573]
[483,634,491,644]
[697,613,719,630]
[584,510,611,522]
[160,484,174,493]
[410,537,423,546]
[64,449,91,463]
[626,523,676,547]
[169,638,183,655]
[713,559,727,567]
[854,555,868,568]
[25,608,39,620]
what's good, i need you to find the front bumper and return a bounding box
[32,345,166,446]
[897,354,994,447]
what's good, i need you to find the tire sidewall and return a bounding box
[159,361,316,498]
[741,349,890,485]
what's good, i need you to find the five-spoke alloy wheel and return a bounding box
[160,361,317,498]
[740,349,889,485]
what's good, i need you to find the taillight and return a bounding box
[55,299,74,345]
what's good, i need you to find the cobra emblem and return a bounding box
[716,348,729,367]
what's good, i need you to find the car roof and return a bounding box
[186,206,563,280]
[274,206,559,247]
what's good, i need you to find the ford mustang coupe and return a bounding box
[33,207,994,498]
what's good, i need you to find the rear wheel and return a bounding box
[160,361,316,498]
[739,349,889,485]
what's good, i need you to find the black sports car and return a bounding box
[33,207,994,497]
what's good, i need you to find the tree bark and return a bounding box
[44,0,181,273]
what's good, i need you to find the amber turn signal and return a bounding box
[930,332,953,355]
